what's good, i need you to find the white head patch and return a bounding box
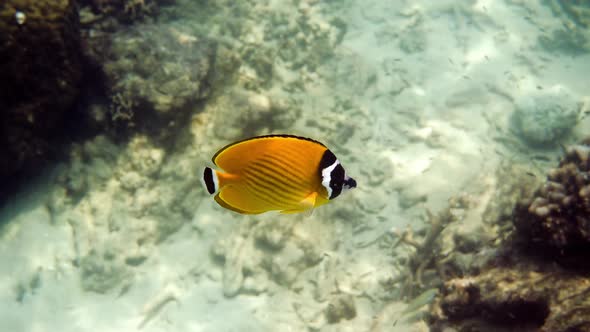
[321,159,340,198]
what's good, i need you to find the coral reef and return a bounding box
[430,138,590,332]
[0,0,84,203]
[513,138,590,269]
[510,86,580,147]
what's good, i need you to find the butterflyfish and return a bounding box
[202,134,357,214]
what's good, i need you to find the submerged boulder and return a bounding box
[510,86,580,147]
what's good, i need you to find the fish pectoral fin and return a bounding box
[280,192,318,214]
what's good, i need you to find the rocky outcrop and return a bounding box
[510,86,580,147]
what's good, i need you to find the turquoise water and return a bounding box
[1,1,590,331]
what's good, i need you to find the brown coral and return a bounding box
[513,138,590,268]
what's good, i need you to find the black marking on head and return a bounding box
[203,167,216,195]
[319,149,337,170]
[329,164,345,199]
[319,150,345,199]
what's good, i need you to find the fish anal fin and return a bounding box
[214,193,257,214]
[280,192,318,214]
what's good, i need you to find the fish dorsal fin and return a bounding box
[212,135,326,173]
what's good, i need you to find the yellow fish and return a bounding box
[202,135,356,214]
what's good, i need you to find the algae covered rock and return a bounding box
[102,24,215,143]
[0,0,84,200]
[510,86,580,147]
[80,0,170,23]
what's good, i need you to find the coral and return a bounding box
[481,162,540,230]
[513,138,590,268]
[429,138,590,331]
[510,86,580,147]
[0,0,84,203]
[431,262,590,332]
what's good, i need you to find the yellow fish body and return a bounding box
[202,135,356,214]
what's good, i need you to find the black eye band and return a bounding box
[328,164,345,199]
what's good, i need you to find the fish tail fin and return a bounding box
[201,167,239,195]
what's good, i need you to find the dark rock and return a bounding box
[431,261,590,332]
[0,0,84,203]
